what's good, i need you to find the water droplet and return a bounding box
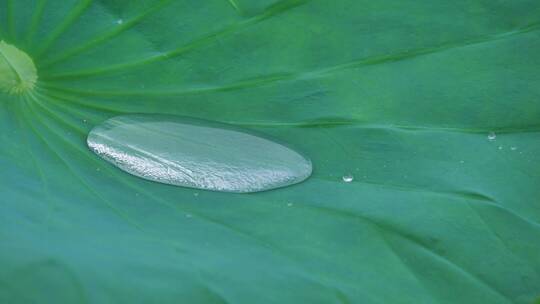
[498,146,503,150]
[116,19,123,25]
[342,174,354,183]
[193,192,199,197]
[510,146,517,151]
[487,132,496,141]
[185,214,192,218]
[287,202,293,207]
[87,114,312,193]
[459,160,465,164]
[83,119,88,123]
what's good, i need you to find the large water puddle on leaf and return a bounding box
[87,114,312,193]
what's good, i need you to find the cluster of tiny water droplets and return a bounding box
[88,142,175,182]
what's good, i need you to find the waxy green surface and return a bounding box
[1,0,540,303]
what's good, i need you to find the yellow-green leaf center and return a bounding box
[0,41,37,95]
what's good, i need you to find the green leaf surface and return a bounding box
[1,0,540,303]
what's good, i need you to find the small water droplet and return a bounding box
[116,19,123,25]
[498,146,503,150]
[342,174,354,183]
[185,213,192,218]
[87,114,312,193]
[487,132,496,141]
[510,146,517,151]
[459,160,465,164]
[83,119,88,123]
[287,202,293,207]
[193,192,199,197]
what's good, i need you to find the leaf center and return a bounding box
[0,41,38,95]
